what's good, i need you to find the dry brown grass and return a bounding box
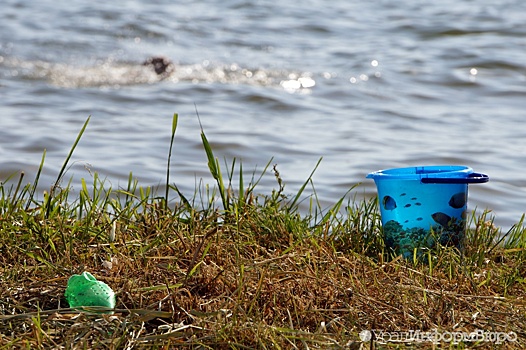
[1,199,525,349]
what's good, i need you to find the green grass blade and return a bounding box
[169,183,191,211]
[165,113,178,210]
[288,157,322,210]
[7,172,25,216]
[25,149,46,211]
[46,116,90,218]
[238,162,244,206]
[195,107,228,210]
[52,116,90,191]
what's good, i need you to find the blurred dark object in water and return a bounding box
[143,56,174,76]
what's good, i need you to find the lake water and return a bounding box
[1,0,526,230]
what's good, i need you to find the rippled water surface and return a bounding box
[1,0,526,229]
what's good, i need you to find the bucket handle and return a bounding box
[421,172,489,184]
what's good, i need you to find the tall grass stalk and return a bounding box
[45,116,90,219]
[165,113,178,211]
[25,149,46,211]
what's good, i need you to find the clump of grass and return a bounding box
[0,114,525,349]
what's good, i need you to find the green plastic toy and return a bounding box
[64,271,116,309]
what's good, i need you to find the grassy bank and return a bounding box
[1,115,525,349]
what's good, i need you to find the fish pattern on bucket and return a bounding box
[382,195,397,210]
[384,217,466,258]
[449,192,467,209]
[431,212,452,227]
[380,191,467,258]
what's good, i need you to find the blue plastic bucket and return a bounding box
[366,165,489,258]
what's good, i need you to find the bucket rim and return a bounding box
[366,165,474,180]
